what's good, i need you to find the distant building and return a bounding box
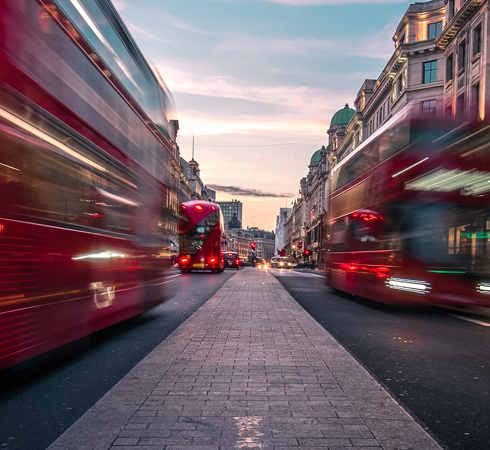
[217,200,243,229]
[284,198,306,263]
[247,227,275,261]
[225,226,275,261]
[275,208,292,255]
[228,214,242,229]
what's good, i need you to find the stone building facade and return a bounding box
[436,0,489,121]
[335,0,446,163]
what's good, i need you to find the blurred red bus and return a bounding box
[179,201,225,273]
[322,106,490,307]
[0,0,178,370]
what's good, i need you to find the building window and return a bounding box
[428,21,443,39]
[457,94,465,119]
[396,76,402,95]
[445,104,452,118]
[458,40,466,71]
[422,100,437,116]
[472,82,480,120]
[448,0,455,20]
[423,61,437,83]
[473,24,482,56]
[446,53,454,82]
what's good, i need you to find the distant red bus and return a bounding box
[0,0,177,370]
[179,201,225,273]
[322,106,490,307]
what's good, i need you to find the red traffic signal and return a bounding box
[250,242,256,249]
[303,249,310,256]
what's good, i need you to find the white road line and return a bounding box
[447,314,490,327]
[166,274,182,279]
[154,274,182,285]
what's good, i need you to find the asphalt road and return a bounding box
[272,268,490,450]
[0,269,237,450]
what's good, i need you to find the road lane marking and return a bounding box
[155,274,182,285]
[447,314,490,327]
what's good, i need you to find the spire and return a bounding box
[191,132,195,162]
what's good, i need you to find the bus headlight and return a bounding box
[477,282,490,294]
[386,277,431,294]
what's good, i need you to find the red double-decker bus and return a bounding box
[179,201,225,273]
[322,106,490,307]
[0,0,178,370]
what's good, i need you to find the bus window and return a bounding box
[379,113,410,161]
[336,143,378,190]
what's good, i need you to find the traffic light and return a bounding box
[250,242,256,249]
[304,249,310,256]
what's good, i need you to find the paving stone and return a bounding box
[47,268,442,450]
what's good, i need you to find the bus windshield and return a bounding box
[180,214,219,255]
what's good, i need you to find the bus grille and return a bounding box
[0,308,42,360]
[0,233,44,299]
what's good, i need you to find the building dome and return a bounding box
[310,148,322,164]
[228,214,241,229]
[330,104,355,127]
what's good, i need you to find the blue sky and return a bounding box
[113,0,414,230]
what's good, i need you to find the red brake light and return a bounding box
[180,257,189,264]
[182,205,187,209]
[211,206,216,211]
[209,258,216,263]
[195,205,203,210]
[228,253,233,256]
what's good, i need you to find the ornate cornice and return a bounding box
[436,0,486,48]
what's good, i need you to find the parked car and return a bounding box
[224,252,240,269]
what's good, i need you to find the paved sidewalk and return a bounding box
[48,268,442,450]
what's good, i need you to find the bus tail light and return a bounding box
[209,257,217,264]
[374,267,390,278]
[180,256,189,265]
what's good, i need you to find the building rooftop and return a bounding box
[310,147,324,165]
[330,104,355,127]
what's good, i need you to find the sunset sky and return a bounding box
[113,0,412,230]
